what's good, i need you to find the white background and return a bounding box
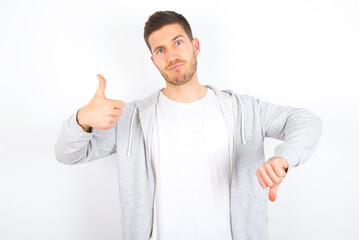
[1,0,358,239]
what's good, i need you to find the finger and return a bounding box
[273,165,287,178]
[102,122,116,130]
[269,184,279,202]
[106,116,120,124]
[256,169,267,189]
[265,163,281,184]
[107,99,126,109]
[258,166,274,187]
[108,108,123,117]
[95,74,107,97]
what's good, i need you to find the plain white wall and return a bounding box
[1,0,358,239]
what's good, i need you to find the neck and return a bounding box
[161,73,208,103]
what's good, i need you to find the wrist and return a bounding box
[76,108,91,132]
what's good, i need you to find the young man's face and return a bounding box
[148,23,200,86]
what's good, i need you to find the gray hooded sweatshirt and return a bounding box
[55,85,322,240]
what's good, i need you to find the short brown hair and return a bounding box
[144,11,193,53]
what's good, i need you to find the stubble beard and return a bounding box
[160,51,197,86]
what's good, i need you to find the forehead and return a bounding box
[148,23,189,51]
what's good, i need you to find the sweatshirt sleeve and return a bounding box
[54,110,117,165]
[256,98,323,170]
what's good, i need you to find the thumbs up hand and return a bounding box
[255,157,289,202]
[76,74,125,132]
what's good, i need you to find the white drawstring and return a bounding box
[236,94,247,145]
[127,107,137,157]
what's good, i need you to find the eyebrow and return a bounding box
[153,34,185,53]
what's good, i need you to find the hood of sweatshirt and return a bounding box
[126,84,247,160]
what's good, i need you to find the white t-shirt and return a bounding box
[149,88,232,240]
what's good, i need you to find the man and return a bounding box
[55,11,322,240]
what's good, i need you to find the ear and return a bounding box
[151,56,159,69]
[192,38,200,56]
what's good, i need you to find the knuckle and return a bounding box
[259,166,266,174]
[107,101,113,107]
[265,164,272,170]
[101,122,109,129]
[105,117,112,124]
[256,168,263,176]
[273,178,281,184]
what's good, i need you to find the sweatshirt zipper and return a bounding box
[230,97,238,240]
[135,108,156,240]
[149,155,155,240]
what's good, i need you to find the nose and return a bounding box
[166,48,179,63]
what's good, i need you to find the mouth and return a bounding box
[168,63,184,70]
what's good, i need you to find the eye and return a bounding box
[175,40,182,45]
[157,48,164,54]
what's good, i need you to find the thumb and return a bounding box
[95,74,106,97]
[269,184,279,202]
